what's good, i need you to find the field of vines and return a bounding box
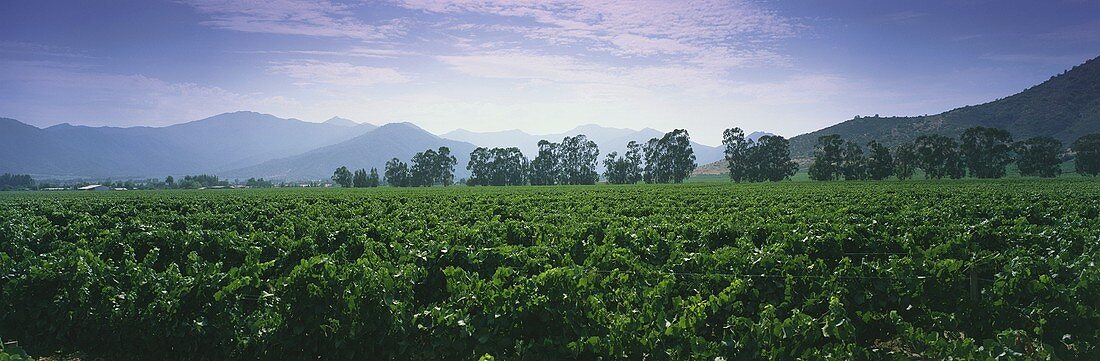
[1,180,1098,359]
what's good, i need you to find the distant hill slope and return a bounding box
[0,111,373,178]
[443,124,727,165]
[324,116,376,131]
[788,55,1100,158]
[225,123,478,180]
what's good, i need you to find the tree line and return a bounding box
[332,130,704,187]
[330,128,1100,187]
[722,128,799,182]
[0,173,34,190]
[808,128,1100,181]
[331,166,381,188]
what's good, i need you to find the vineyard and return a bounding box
[1,180,1098,359]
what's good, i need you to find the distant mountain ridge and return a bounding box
[787,55,1100,157]
[324,116,375,129]
[0,111,373,178]
[9,53,1097,181]
[224,122,478,180]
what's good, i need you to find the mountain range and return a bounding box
[223,123,478,180]
[3,55,1097,181]
[0,112,375,179]
[0,112,730,181]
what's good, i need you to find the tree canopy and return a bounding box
[724,129,798,183]
[1012,137,1062,178]
[914,134,965,179]
[530,135,599,185]
[642,129,696,184]
[467,147,529,186]
[960,126,1014,179]
[1073,133,1100,176]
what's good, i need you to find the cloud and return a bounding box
[235,47,418,58]
[980,53,1087,65]
[0,60,298,127]
[0,41,97,59]
[397,0,795,64]
[1035,19,1100,43]
[437,50,726,94]
[268,60,410,86]
[881,11,926,24]
[182,0,404,40]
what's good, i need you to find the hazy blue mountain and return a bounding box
[324,116,377,132]
[748,131,775,143]
[0,118,99,177]
[441,128,540,154]
[225,122,478,181]
[787,55,1100,157]
[0,111,373,178]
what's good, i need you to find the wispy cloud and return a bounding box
[268,60,410,86]
[881,10,926,24]
[0,41,97,58]
[234,47,419,58]
[0,60,298,127]
[182,0,404,40]
[980,53,1087,65]
[397,0,795,66]
[438,50,729,94]
[1035,19,1100,43]
[950,34,984,42]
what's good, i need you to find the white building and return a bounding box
[77,184,110,191]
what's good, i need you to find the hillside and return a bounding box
[0,112,373,178]
[787,55,1100,158]
[225,123,478,180]
[324,116,376,130]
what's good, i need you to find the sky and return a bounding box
[1,0,1098,146]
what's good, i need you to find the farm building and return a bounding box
[77,184,110,191]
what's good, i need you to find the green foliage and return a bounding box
[723,128,754,182]
[809,135,844,181]
[914,135,965,179]
[642,129,697,184]
[0,174,33,190]
[467,147,529,186]
[865,140,894,180]
[1015,137,1063,178]
[179,174,228,189]
[352,168,368,187]
[602,141,643,185]
[245,177,274,188]
[1074,133,1100,176]
[0,341,33,361]
[368,168,381,187]
[530,135,600,185]
[384,158,410,187]
[392,147,458,187]
[748,135,799,182]
[961,127,1014,179]
[839,141,866,181]
[893,143,917,180]
[1,181,1098,359]
[332,166,353,188]
[724,130,798,182]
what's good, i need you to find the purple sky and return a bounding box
[1,0,1098,145]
